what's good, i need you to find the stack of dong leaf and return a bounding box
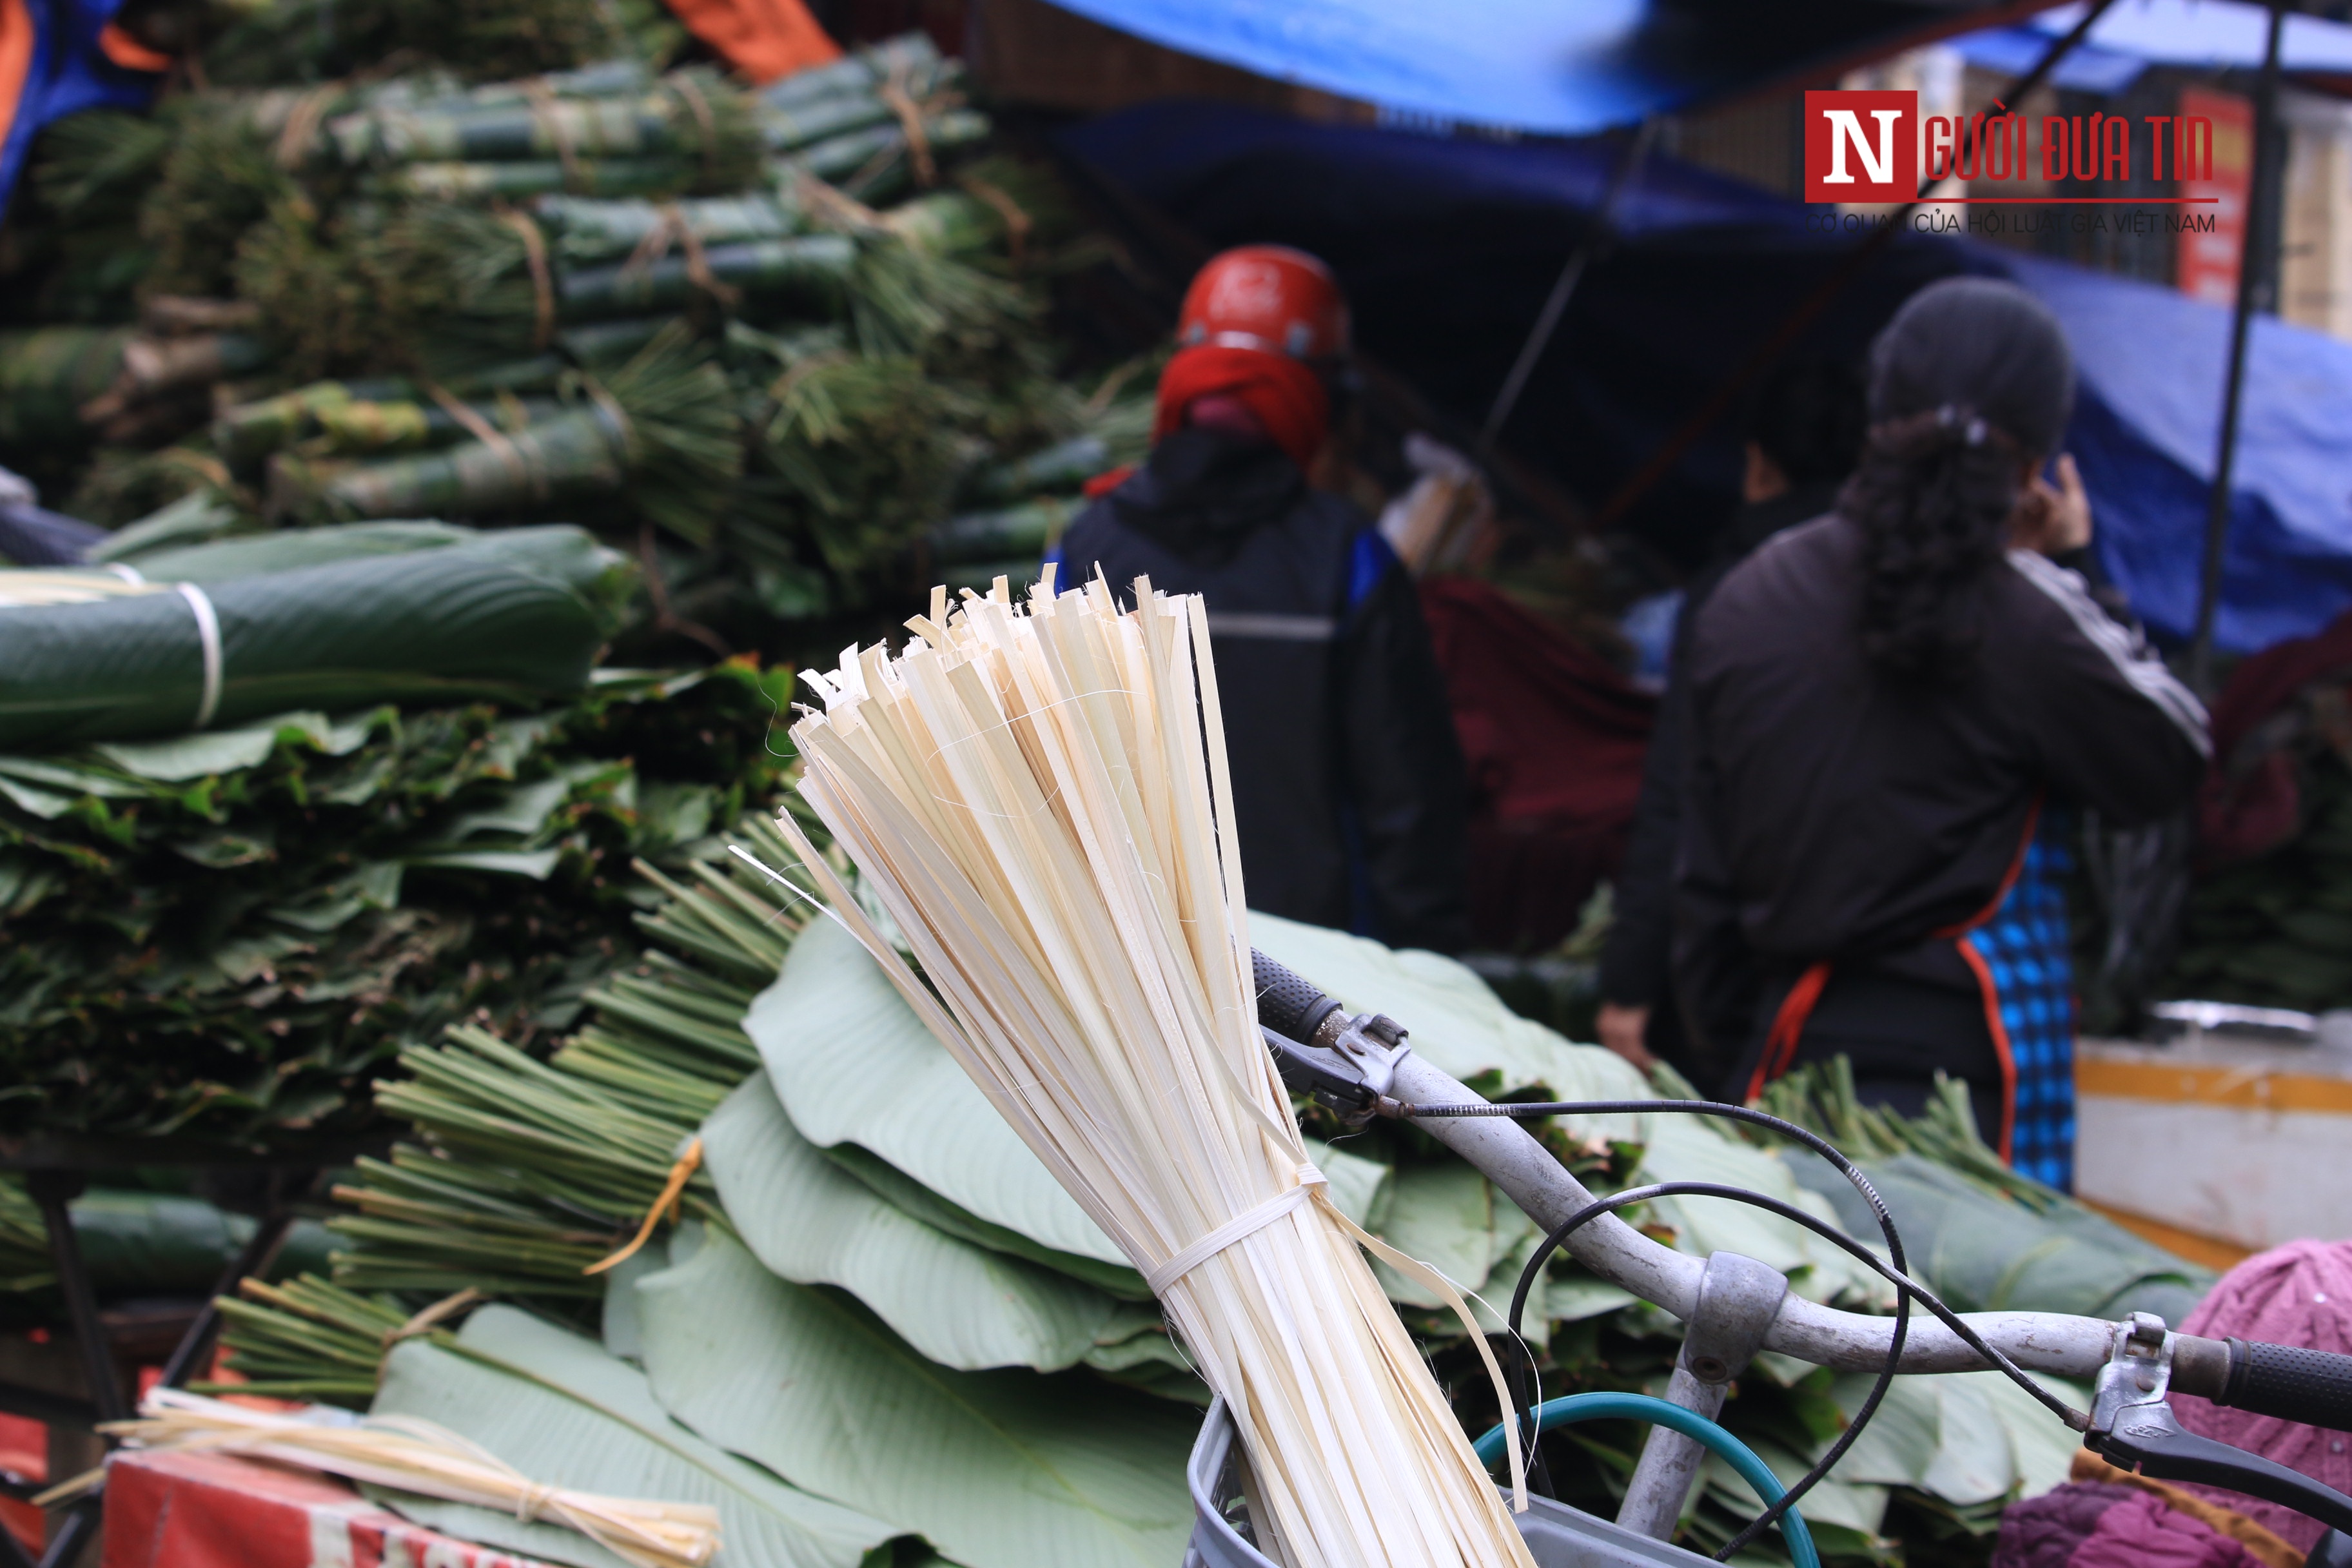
[215,805,2215,1568]
[0,514,805,1157]
[2,24,1153,656]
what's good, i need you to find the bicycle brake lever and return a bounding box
[2088,1313,2352,1538]
[1253,950,1411,1124]
[2093,1402,2352,1538]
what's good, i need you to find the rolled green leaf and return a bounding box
[759,92,894,154]
[883,189,1008,258]
[298,406,631,522]
[556,317,671,365]
[928,497,1077,564]
[758,30,952,113]
[783,108,990,185]
[558,232,854,318]
[216,380,397,467]
[124,521,485,581]
[0,525,633,749]
[329,70,755,172]
[533,191,805,262]
[312,395,569,456]
[291,325,738,545]
[377,157,695,201]
[431,59,654,112]
[0,1179,336,1298]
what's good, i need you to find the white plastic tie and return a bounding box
[104,563,144,583]
[174,582,222,730]
[1143,1164,1326,1297]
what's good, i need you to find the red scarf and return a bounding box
[1153,345,1329,473]
[1084,346,1330,498]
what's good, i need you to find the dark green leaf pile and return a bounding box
[0,661,795,1142]
[2171,743,2352,1012]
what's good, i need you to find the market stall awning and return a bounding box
[1063,100,2352,654]
[1034,0,2054,134]
[1954,0,2352,92]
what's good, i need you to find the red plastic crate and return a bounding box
[102,1447,560,1568]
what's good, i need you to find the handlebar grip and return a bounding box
[1251,949,1344,1046]
[2220,1340,2352,1435]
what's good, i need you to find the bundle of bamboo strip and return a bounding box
[774,573,1538,1568]
[68,1389,719,1568]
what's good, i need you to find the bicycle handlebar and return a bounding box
[1387,1051,2124,1378]
[1253,949,2352,1429]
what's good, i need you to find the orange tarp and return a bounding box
[665,0,841,86]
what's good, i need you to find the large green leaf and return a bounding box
[1798,1155,2211,1324]
[1364,1161,1530,1312]
[636,1227,1198,1568]
[754,921,1391,1292]
[702,1071,1123,1371]
[749,917,1123,1266]
[373,1303,896,1568]
[1820,1369,2085,1506]
[1701,1438,1889,1537]
[1251,914,1879,1306]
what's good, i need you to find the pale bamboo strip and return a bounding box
[772,576,1536,1568]
[70,1389,719,1568]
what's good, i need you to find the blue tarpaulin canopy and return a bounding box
[1063,101,2352,653]
[1956,0,2352,93]
[1039,0,2036,135]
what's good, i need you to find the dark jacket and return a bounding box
[1679,514,2208,999]
[1598,484,1840,1060]
[1054,428,1471,952]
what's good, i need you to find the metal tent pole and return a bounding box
[1588,0,2119,533]
[2188,0,2288,694]
[1479,117,1658,454]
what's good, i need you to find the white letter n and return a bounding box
[1822,109,1901,184]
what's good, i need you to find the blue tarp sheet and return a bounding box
[1041,0,2029,136]
[1955,0,2352,95]
[1063,101,2352,652]
[0,0,163,215]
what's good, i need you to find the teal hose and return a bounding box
[1472,1392,1820,1568]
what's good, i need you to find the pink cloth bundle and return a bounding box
[2173,1239,2352,1553]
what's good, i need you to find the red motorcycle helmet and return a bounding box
[1175,245,1349,364]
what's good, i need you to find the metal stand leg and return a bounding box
[1616,1252,1789,1540]
[24,1177,124,1427]
[157,1207,296,1391]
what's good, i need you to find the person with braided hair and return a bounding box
[1680,277,2209,1187]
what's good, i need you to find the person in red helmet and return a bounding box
[1052,246,1471,952]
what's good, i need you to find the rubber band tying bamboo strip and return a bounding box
[616,206,741,309]
[420,378,540,496]
[493,203,559,351]
[523,77,585,192]
[275,83,341,168]
[585,1137,702,1275]
[669,73,720,182]
[877,66,936,186]
[51,1389,720,1568]
[958,173,1032,268]
[377,1286,484,1377]
[581,377,639,469]
[794,172,885,234]
[767,571,1538,1568]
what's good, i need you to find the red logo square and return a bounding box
[1804,90,1918,204]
